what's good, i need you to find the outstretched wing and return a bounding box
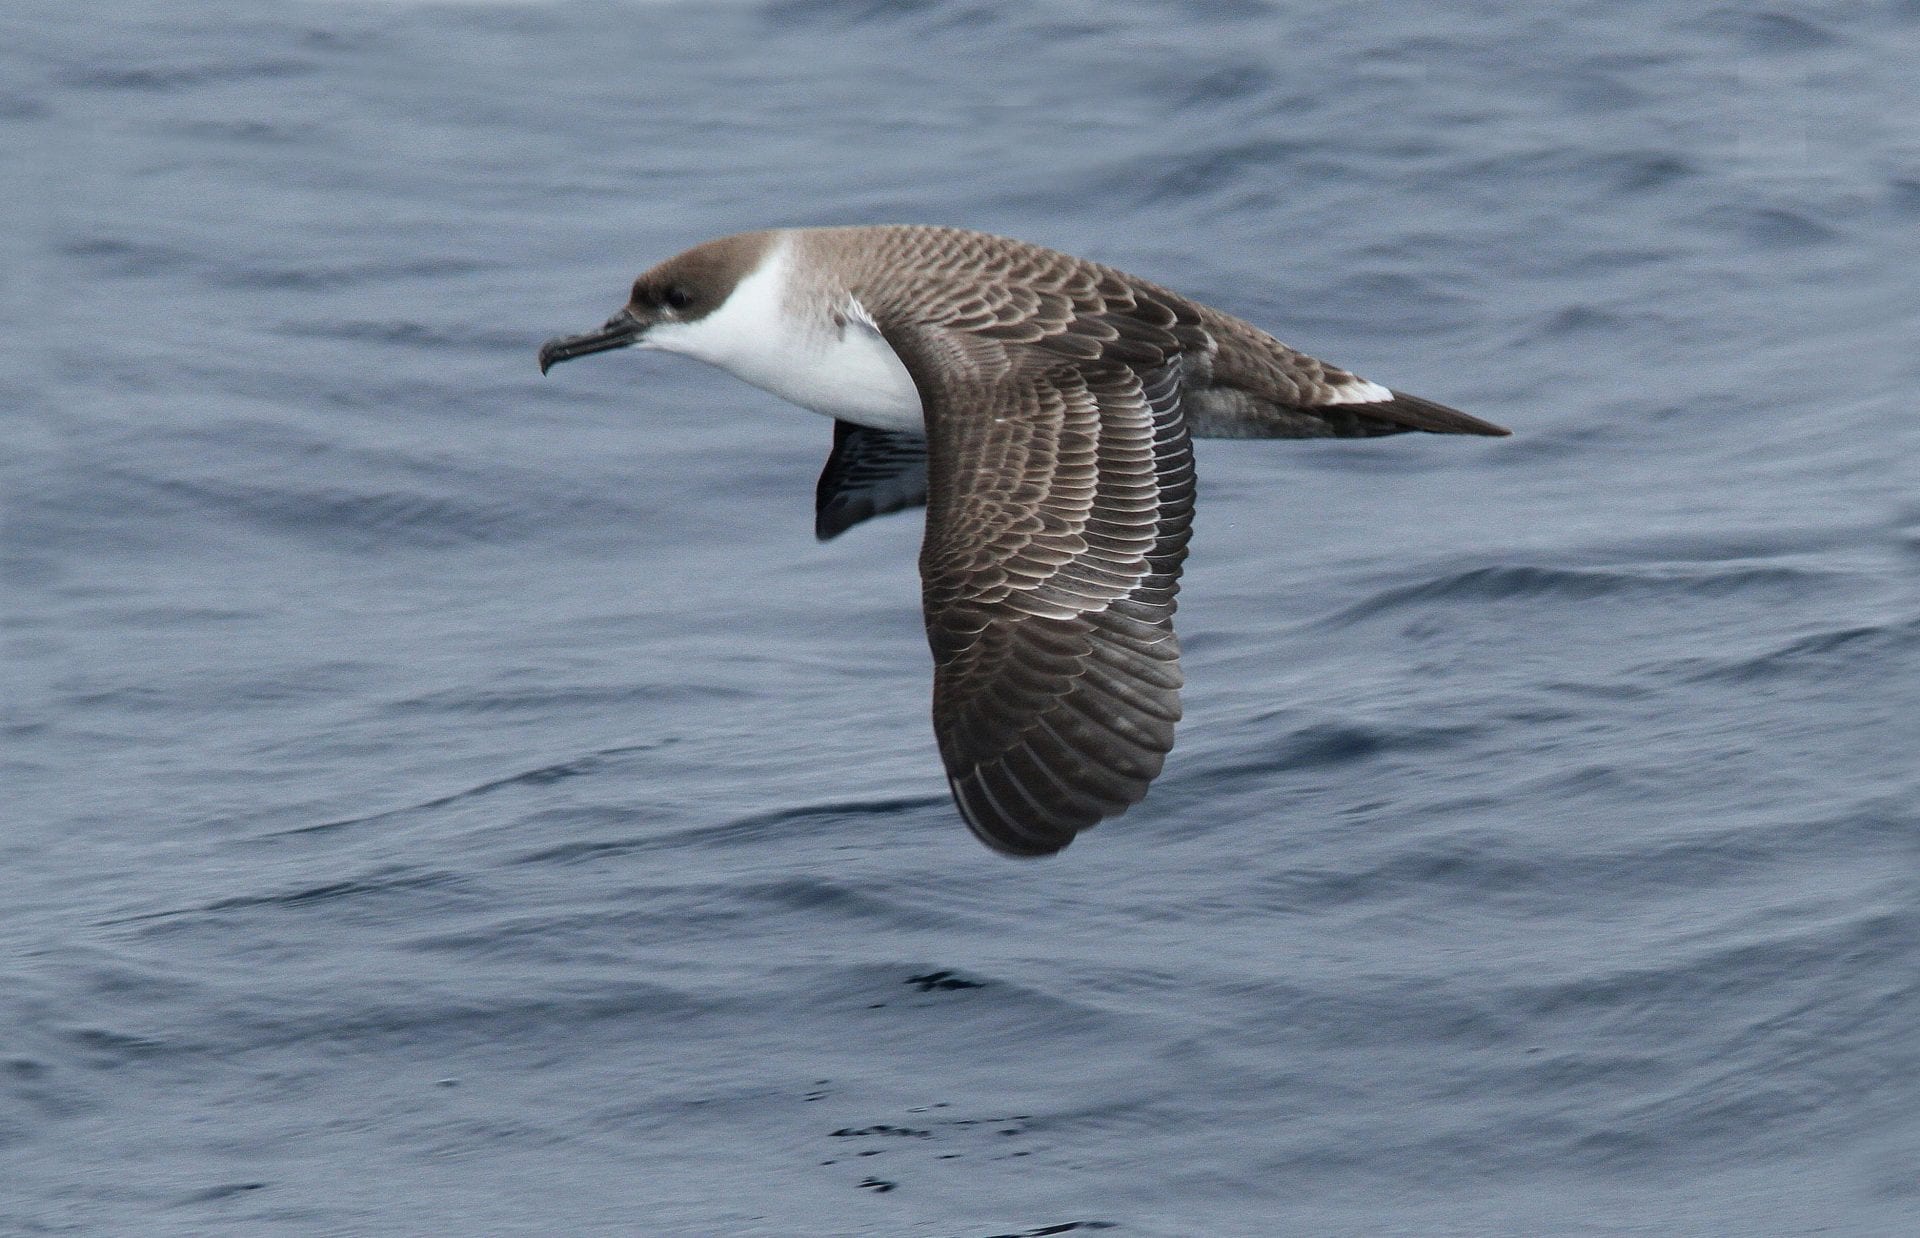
[814,420,929,541]
[900,341,1195,856]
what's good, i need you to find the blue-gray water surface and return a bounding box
[6,2,1919,1234]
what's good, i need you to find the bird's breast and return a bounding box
[650,236,927,433]
[755,314,925,433]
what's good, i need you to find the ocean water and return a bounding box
[5,1,1919,1233]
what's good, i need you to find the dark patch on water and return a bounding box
[1700,203,1842,247]
[269,742,673,839]
[61,57,317,93]
[1679,615,1920,683]
[171,1182,268,1207]
[907,970,985,992]
[1692,8,1842,52]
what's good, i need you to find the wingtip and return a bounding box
[814,503,854,541]
[950,772,1081,858]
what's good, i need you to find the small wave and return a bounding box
[60,57,316,93]
[1681,614,1920,683]
[1285,270,1480,335]
[1593,149,1697,194]
[101,867,469,926]
[278,318,531,353]
[267,742,672,839]
[169,1183,268,1208]
[1263,835,1547,911]
[75,604,260,628]
[1157,62,1277,111]
[513,794,945,865]
[1124,140,1318,209]
[58,240,489,290]
[763,0,1003,33]
[171,118,313,144]
[1691,9,1841,51]
[1268,801,1907,916]
[1890,177,1920,217]
[1330,561,1837,623]
[129,473,530,549]
[59,236,197,279]
[1500,904,1915,1165]
[1173,718,1485,812]
[1455,146,1698,199]
[1699,204,1840,247]
[1521,303,1629,341]
[383,683,724,717]
[0,92,50,121]
[732,875,925,926]
[214,256,490,291]
[1268,719,1478,770]
[60,660,377,714]
[60,1026,182,1067]
[221,982,715,1059]
[18,452,648,558]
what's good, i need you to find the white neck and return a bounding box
[642,233,924,434]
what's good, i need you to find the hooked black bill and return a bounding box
[538,309,644,374]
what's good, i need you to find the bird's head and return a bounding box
[538,231,775,375]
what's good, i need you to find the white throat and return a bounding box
[642,234,924,433]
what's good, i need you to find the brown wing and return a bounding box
[897,339,1195,856]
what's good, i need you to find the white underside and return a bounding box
[641,233,926,434]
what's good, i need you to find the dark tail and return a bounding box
[1365,390,1511,436]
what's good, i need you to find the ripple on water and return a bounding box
[146,477,530,547]
[1678,614,1920,684]
[1692,8,1842,51]
[1329,561,1842,624]
[58,57,318,93]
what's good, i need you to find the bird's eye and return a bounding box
[662,285,693,311]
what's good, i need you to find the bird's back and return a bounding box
[796,225,1506,439]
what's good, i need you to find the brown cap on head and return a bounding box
[625,230,774,323]
[539,231,776,374]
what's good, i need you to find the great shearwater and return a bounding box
[540,225,1507,857]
